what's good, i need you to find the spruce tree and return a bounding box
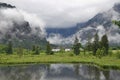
[46,42,52,55]
[73,37,81,55]
[86,35,92,51]
[6,41,13,54]
[101,34,109,55]
[86,40,92,51]
[17,46,23,57]
[32,45,36,51]
[92,32,99,55]
[34,46,40,55]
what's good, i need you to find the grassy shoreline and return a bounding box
[0,52,120,70]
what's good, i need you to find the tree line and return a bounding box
[0,32,109,58]
[73,33,109,58]
[0,20,119,57]
[72,20,120,57]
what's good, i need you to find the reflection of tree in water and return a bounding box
[46,64,51,73]
[0,64,47,80]
[0,64,119,80]
[103,71,110,80]
[78,64,100,80]
[74,64,79,75]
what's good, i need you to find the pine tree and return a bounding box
[17,46,23,57]
[73,37,81,55]
[34,46,40,55]
[86,40,92,51]
[101,34,109,55]
[6,41,13,54]
[46,42,52,55]
[86,35,92,51]
[92,32,99,55]
[32,45,36,51]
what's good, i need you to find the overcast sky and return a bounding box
[0,0,120,28]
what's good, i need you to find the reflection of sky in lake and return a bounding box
[0,64,119,80]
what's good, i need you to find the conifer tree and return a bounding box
[32,45,36,51]
[17,46,23,57]
[6,41,13,54]
[101,34,109,55]
[73,37,81,55]
[92,32,99,55]
[34,46,40,55]
[46,42,52,55]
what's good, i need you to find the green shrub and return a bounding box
[96,49,103,59]
[68,52,74,56]
[50,51,54,55]
[108,49,113,56]
[116,51,120,59]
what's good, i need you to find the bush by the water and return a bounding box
[96,49,103,59]
[116,50,120,59]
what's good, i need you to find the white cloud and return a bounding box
[47,34,64,44]
[0,0,119,28]
[47,33,75,45]
[19,10,46,37]
[0,8,46,38]
[47,25,120,45]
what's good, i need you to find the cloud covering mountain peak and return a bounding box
[1,0,120,28]
[0,2,47,48]
[47,3,120,46]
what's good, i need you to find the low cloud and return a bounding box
[47,34,64,45]
[19,10,46,37]
[0,7,46,38]
[1,0,120,28]
[47,33,74,45]
[47,25,120,45]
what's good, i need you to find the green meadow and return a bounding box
[0,50,120,70]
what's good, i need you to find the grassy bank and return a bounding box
[0,51,120,69]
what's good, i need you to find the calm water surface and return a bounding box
[0,64,120,80]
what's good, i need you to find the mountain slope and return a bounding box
[0,2,47,49]
[48,3,120,46]
[46,26,79,37]
[72,3,120,45]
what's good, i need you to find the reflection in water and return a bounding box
[0,64,119,80]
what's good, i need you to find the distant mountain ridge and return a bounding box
[70,3,120,46]
[46,26,79,37]
[47,3,120,46]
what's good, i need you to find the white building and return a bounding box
[52,49,60,52]
[65,49,71,52]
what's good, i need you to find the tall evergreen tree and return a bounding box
[46,42,52,55]
[101,34,109,55]
[6,41,13,54]
[86,35,92,51]
[34,46,40,55]
[86,40,92,51]
[73,37,81,55]
[17,46,23,57]
[92,32,99,55]
[32,45,36,51]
